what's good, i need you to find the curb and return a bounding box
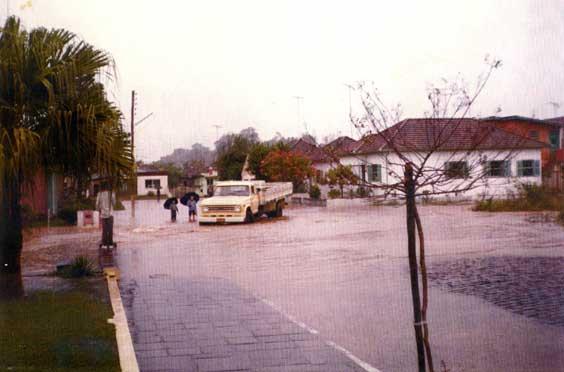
[104,267,140,372]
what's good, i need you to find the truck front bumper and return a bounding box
[199,215,246,224]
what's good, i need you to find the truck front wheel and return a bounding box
[244,208,254,223]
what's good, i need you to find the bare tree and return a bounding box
[318,58,536,372]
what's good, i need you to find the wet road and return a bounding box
[116,201,564,372]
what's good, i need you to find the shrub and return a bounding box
[328,189,341,199]
[356,186,370,198]
[59,256,95,278]
[473,183,563,212]
[309,184,321,200]
[147,191,155,196]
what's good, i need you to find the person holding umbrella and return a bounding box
[180,192,200,223]
[187,195,197,223]
[163,197,179,223]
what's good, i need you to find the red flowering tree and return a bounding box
[260,150,314,191]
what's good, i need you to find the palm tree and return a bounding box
[0,17,133,299]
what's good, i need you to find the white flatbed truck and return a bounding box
[198,180,293,224]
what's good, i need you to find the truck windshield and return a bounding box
[214,185,250,196]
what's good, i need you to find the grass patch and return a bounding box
[0,286,119,372]
[57,256,96,278]
[25,217,70,228]
[473,183,564,212]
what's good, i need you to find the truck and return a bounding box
[198,180,293,224]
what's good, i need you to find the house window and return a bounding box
[367,164,382,182]
[517,160,540,177]
[444,161,469,179]
[485,160,511,177]
[528,130,539,140]
[549,131,559,149]
[145,179,161,189]
[352,165,366,182]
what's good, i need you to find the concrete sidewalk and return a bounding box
[121,277,368,372]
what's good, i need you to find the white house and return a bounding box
[310,118,547,200]
[137,167,170,196]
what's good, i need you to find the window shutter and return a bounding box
[366,164,372,182]
[375,164,382,182]
[516,161,523,177]
[504,161,511,177]
[533,160,540,176]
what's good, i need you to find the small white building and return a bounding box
[137,168,170,196]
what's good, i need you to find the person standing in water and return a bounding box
[187,195,197,223]
[170,199,179,222]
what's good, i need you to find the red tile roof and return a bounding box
[355,118,547,153]
[291,138,317,155]
[545,116,564,127]
[293,118,548,162]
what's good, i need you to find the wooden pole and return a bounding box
[405,163,426,372]
[130,90,136,219]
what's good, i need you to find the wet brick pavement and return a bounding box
[121,277,366,372]
[428,256,564,326]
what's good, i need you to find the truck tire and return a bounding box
[275,202,283,217]
[244,208,254,223]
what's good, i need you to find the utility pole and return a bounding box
[130,90,136,220]
[213,124,222,143]
[344,83,354,138]
[293,96,307,133]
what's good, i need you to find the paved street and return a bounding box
[116,201,564,372]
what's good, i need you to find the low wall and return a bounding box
[326,198,371,210]
[77,210,100,228]
[290,196,327,207]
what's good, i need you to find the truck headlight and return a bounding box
[202,206,209,212]
[234,205,241,212]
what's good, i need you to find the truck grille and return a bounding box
[206,205,236,212]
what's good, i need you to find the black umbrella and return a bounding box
[180,192,200,205]
[163,197,178,210]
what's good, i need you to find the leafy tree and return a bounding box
[239,127,260,143]
[326,165,358,198]
[0,17,133,298]
[260,150,314,191]
[215,134,253,180]
[247,142,271,180]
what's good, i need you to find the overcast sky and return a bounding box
[5,0,564,161]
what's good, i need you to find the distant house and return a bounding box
[137,167,170,196]
[177,167,218,197]
[481,116,562,165]
[479,116,564,191]
[309,118,548,199]
[21,168,65,217]
[291,136,356,182]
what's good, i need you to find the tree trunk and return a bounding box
[0,177,24,299]
[405,164,426,372]
[414,205,435,372]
